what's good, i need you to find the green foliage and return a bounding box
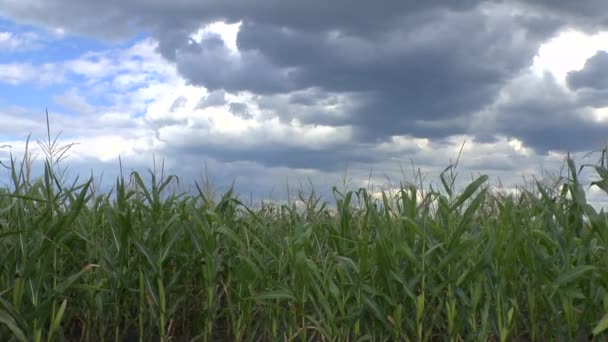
[1,120,608,340]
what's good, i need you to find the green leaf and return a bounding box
[0,310,27,342]
[132,239,159,274]
[55,264,99,295]
[552,265,596,288]
[593,312,608,336]
[450,175,488,211]
[253,289,296,302]
[49,299,68,340]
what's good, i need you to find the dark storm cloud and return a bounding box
[0,0,487,41]
[214,8,546,141]
[514,0,608,31]
[512,14,565,41]
[567,51,608,90]
[156,5,554,151]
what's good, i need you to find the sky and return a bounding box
[1,0,608,204]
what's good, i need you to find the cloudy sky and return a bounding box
[1,0,608,203]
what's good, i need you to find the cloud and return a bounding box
[169,96,187,112]
[0,62,63,85]
[563,51,608,110]
[216,5,550,143]
[175,35,296,94]
[514,0,608,31]
[0,39,176,160]
[0,37,169,89]
[0,1,604,136]
[228,102,251,119]
[153,112,361,170]
[53,89,95,115]
[0,37,366,171]
[196,89,226,109]
[0,106,43,136]
[475,72,608,152]
[0,1,487,41]
[531,30,608,84]
[566,51,608,90]
[0,1,595,148]
[0,31,42,52]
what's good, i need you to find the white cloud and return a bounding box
[0,62,62,85]
[0,63,35,84]
[532,29,608,84]
[69,134,157,162]
[190,21,242,53]
[53,89,95,115]
[0,31,42,52]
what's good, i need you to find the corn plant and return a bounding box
[1,117,608,340]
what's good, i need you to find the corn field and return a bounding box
[1,134,608,341]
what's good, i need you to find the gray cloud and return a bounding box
[209,7,549,142]
[176,36,295,94]
[161,135,431,172]
[0,1,488,41]
[480,73,608,152]
[254,90,356,126]
[196,89,226,109]
[567,51,608,90]
[566,52,608,109]
[176,144,378,171]
[228,102,252,119]
[514,0,608,31]
[573,88,608,108]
